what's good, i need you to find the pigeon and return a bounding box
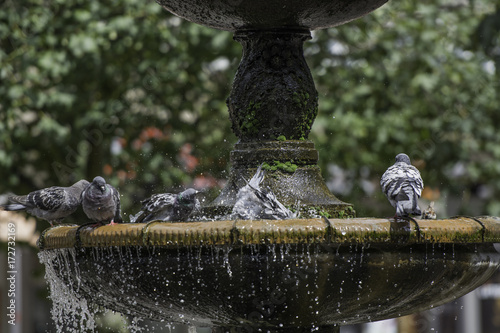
[0,179,90,226]
[380,153,424,217]
[231,165,296,220]
[421,201,437,220]
[130,188,200,223]
[81,176,122,225]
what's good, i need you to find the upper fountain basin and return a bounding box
[156,0,389,31]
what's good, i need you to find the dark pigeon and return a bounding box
[380,153,424,217]
[81,176,122,225]
[0,179,90,226]
[231,165,296,220]
[131,188,200,223]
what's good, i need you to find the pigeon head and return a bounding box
[395,153,411,165]
[92,176,107,193]
[177,188,198,206]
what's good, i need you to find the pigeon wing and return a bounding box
[111,185,122,223]
[142,193,176,213]
[261,189,295,219]
[381,165,404,201]
[405,165,424,197]
[135,193,177,223]
[27,187,66,211]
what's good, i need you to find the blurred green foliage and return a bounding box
[310,1,500,216]
[0,0,499,223]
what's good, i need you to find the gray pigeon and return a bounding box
[81,176,122,225]
[231,165,296,220]
[0,179,90,226]
[380,153,424,217]
[421,201,437,220]
[130,188,200,223]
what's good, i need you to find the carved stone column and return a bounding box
[203,30,353,219]
[227,30,318,141]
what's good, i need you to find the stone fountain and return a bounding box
[38,1,500,332]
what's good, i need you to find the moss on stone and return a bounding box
[239,101,262,136]
[284,89,318,140]
[334,206,356,219]
[295,204,355,219]
[262,160,298,173]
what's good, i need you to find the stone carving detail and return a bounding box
[227,30,319,141]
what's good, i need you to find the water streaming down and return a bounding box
[38,240,500,332]
[39,247,183,333]
[38,249,98,332]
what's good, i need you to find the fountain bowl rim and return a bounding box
[37,216,500,250]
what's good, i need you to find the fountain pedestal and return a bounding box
[201,29,353,218]
[205,141,353,218]
[227,30,318,142]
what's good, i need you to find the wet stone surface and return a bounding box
[206,141,353,219]
[156,0,389,31]
[39,242,500,331]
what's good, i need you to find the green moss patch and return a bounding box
[262,160,298,173]
[239,101,262,136]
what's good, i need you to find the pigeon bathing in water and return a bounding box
[0,180,90,226]
[130,188,200,223]
[231,165,296,220]
[380,153,424,217]
[421,201,437,220]
[81,176,122,225]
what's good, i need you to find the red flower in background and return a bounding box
[179,143,199,172]
[193,174,220,189]
[132,126,170,150]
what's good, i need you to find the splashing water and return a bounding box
[38,249,97,332]
[37,241,500,331]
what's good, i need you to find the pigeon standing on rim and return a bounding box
[231,165,296,220]
[380,153,424,217]
[81,176,122,225]
[0,180,90,226]
[130,188,200,223]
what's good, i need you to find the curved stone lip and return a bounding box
[230,140,319,166]
[37,216,500,250]
[156,0,389,31]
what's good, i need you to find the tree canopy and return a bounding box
[1,0,499,223]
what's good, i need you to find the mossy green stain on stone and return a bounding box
[286,89,318,140]
[262,160,298,173]
[239,101,261,136]
[291,90,311,108]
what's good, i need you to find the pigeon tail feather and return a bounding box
[1,203,26,211]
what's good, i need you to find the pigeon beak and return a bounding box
[100,185,106,192]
